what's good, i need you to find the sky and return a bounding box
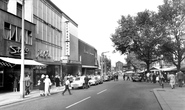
[51,0,164,66]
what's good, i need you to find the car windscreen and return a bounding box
[75,77,80,81]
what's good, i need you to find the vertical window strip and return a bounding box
[11,25,16,41]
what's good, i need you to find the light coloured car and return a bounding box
[96,75,103,84]
[89,76,99,85]
[103,75,109,81]
[70,76,90,89]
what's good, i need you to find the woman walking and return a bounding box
[44,75,52,96]
[168,73,176,89]
[38,74,45,96]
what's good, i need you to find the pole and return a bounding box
[20,0,25,98]
[101,54,104,77]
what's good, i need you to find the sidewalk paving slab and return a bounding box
[153,87,185,110]
[0,86,65,107]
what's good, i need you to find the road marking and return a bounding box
[97,89,107,95]
[66,96,91,109]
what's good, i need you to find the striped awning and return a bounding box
[0,61,14,67]
[0,57,45,66]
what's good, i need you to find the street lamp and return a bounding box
[101,51,109,77]
[20,0,25,98]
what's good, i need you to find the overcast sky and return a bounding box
[51,0,164,66]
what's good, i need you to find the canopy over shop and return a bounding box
[0,57,45,66]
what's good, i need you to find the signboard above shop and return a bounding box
[9,45,29,56]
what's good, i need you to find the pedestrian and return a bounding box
[44,75,52,96]
[168,73,176,89]
[156,74,159,84]
[152,73,156,83]
[146,72,150,82]
[38,74,45,96]
[25,74,32,95]
[123,73,125,81]
[176,71,183,87]
[84,75,89,89]
[159,72,164,88]
[62,78,72,95]
[13,76,18,92]
[55,75,61,91]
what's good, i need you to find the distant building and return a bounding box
[115,61,123,72]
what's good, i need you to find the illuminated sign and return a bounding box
[65,21,70,56]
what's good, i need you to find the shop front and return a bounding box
[82,65,98,76]
[0,57,44,92]
[32,60,62,88]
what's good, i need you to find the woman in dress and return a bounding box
[38,74,45,96]
[168,73,176,89]
[44,75,52,96]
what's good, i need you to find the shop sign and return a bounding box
[36,50,51,59]
[9,46,29,56]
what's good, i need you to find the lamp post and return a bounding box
[20,0,25,98]
[101,51,109,78]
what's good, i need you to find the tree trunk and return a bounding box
[145,61,150,73]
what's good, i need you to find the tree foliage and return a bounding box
[158,0,185,71]
[111,10,164,72]
[111,0,185,72]
[125,52,146,71]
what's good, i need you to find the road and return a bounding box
[1,76,162,110]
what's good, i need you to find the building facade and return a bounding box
[115,61,123,72]
[79,39,98,75]
[6,0,78,88]
[0,0,98,92]
[0,0,44,91]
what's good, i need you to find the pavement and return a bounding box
[0,85,185,110]
[0,86,65,107]
[153,87,185,110]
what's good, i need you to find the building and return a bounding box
[4,0,78,89]
[0,0,44,91]
[79,39,98,75]
[0,0,98,91]
[115,61,123,72]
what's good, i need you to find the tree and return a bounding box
[125,52,146,72]
[111,10,164,72]
[158,0,185,71]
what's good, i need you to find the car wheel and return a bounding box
[82,84,86,89]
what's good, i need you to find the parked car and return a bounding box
[103,75,109,81]
[96,75,103,84]
[131,73,142,82]
[89,76,99,85]
[70,76,90,89]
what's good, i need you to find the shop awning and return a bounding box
[82,65,98,68]
[0,57,45,66]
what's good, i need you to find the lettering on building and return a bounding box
[84,49,94,56]
[9,46,29,56]
[36,50,51,59]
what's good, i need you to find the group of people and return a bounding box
[38,74,55,96]
[144,71,185,89]
[13,74,33,96]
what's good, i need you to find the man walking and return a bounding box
[25,74,32,95]
[62,78,72,95]
[84,75,89,89]
[177,71,183,87]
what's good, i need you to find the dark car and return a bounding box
[131,73,142,82]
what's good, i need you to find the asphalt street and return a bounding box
[0,76,162,110]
